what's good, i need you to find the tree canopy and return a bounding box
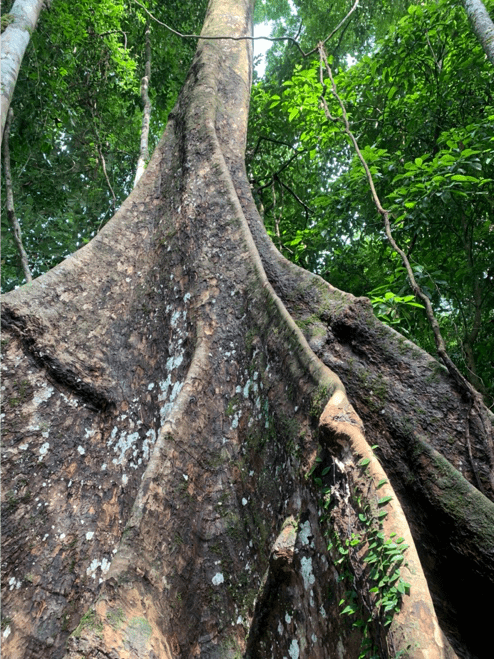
[1,0,493,402]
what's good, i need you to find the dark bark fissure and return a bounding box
[1,1,493,658]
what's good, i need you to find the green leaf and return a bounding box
[288,108,299,122]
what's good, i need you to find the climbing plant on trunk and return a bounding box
[1,0,493,658]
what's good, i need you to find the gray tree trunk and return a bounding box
[2,107,32,283]
[1,0,493,657]
[461,0,494,63]
[0,0,45,144]
[133,22,152,188]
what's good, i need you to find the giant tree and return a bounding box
[1,1,493,658]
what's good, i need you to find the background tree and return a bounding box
[1,1,493,658]
[0,0,45,141]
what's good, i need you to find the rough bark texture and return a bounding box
[1,0,493,658]
[461,0,494,63]
[0,0,45,143]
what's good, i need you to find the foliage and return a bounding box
[247,0,494,400]
[310,452,412,658]
[1,0,207,291]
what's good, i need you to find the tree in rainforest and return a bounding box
[1,1,493,658]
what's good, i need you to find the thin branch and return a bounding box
[91,110,117,213]
[305,0,360,57]
[253,152,300,192]
[2,108,33,283]
[134,0,359,59]
[96,30,128,50]
[276,176,312,222]
[251,136,305,159]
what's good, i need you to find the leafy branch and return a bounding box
[317,44,492,489]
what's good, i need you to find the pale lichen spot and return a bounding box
[87,557,111,578]
[298,520,311,546]
[38,442,49,461]
[212,573,224,585]
[289,639,299,659]
[300,556,315,590]
[33,386,54,406]
[231,411,241,429]
[170,310,182,327]
[166,353,184,371]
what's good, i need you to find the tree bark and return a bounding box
[460,0,494,63]
[2,107,33,283]
[1,1,493,658]
[0,0,45,144]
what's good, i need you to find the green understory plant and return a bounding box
[312,455,411,658]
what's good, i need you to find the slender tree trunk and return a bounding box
[1,1,492,658]
[460,0,494,63]
[0,0,45,144]
[2,107,33,283]
[134,22,152,187]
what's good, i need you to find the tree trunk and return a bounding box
[461,0,494,63]
[0,0,45,144]
[1,0,493,658]
[133,21,152,188]
[2,107,33,283]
